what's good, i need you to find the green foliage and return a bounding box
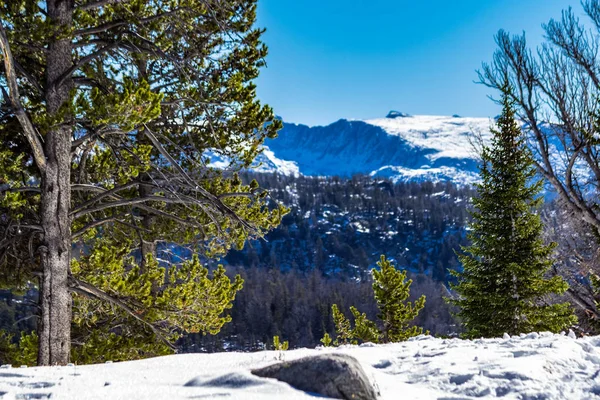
[448,83,576,338]
[590,273,600,330]
[0,331,38,367]
[14,331,38,366]
[0,0,285,363]
[373,255,427,342]
[0,330,17,365]
[330,255,426,345]
[68,238,243,363]
[320,332,332,347]
[272,335,288,351]
[349,306,379,343]
[332,304,355,345]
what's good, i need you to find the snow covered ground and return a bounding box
[2,332,599,399]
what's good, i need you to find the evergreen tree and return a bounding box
[331,255,426,344]
[331,304,353,345]
[449,83,576,338]
[349,306,379,343]
[320,332,332,347]
[0,0,283,364]
[373,255,426,343]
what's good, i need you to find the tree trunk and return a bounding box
[38,0,73,366]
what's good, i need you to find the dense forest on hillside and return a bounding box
[1,174,474,352]
[181,174,477,351]
[227,173,476,282]
[2,172,591,352]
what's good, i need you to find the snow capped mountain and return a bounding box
[255,113,492,185]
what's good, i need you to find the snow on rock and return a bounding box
[2,333,600,399]
[252,353,378,400]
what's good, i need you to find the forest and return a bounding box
[0,0,600,369]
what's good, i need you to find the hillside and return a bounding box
[254,113,492,185]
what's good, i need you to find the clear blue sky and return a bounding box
[255,0,584,126]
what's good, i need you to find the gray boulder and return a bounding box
[251,353,378,400]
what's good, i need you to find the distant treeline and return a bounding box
[180,266,457,352]
[182,174,475,351]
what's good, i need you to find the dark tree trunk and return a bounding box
[38,0,73,366]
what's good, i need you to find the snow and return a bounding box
[364,115,492,162]
[369,165,480,185]
[253,149,300,177]
[203,114,493,185]
[256,114,493,185]
[3,333,600,399]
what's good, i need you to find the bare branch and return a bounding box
[0,23,46,171]
[76,0,126,11]
[72,216,119,239]
[70,195,210,220]
[55,42,120,89]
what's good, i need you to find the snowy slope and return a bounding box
[3,332,600,399]
[257,113,492,185]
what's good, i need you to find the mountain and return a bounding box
[253,113,492,185]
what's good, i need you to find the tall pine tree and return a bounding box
[449,82,576,338]
[0,0,284,364]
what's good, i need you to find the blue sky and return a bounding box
[255,0,584,126]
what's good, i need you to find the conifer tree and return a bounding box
[449,82,576,338]
[0,0,283,364]
[373,255,426,343]
[320,332,332,347]
[331,304,353,345]
[331,255,425,344]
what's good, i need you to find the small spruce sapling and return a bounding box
[320,333,332,347]
[373,255,427,343]
[329,255,426,345]
[272,336,289,351]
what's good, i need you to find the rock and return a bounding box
[251,353,378,400]
[185,372,265,389]
[386,110,411,119]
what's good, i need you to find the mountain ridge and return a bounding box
[252,113,493,185]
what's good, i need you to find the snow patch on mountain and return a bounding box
[253,148,300,176]
[371,165,481,185]
[256,114,493,185]
[364,115,491,162]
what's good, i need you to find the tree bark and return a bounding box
[38,0,73,366]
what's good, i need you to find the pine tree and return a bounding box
[373,255,426,343]
[449,82,576,338]
[330,255,425,344]
[0,1,283,364]
[272,335,288,351]
[331,304,354,345]
[349,306,379,343]
[320,332,332,347]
